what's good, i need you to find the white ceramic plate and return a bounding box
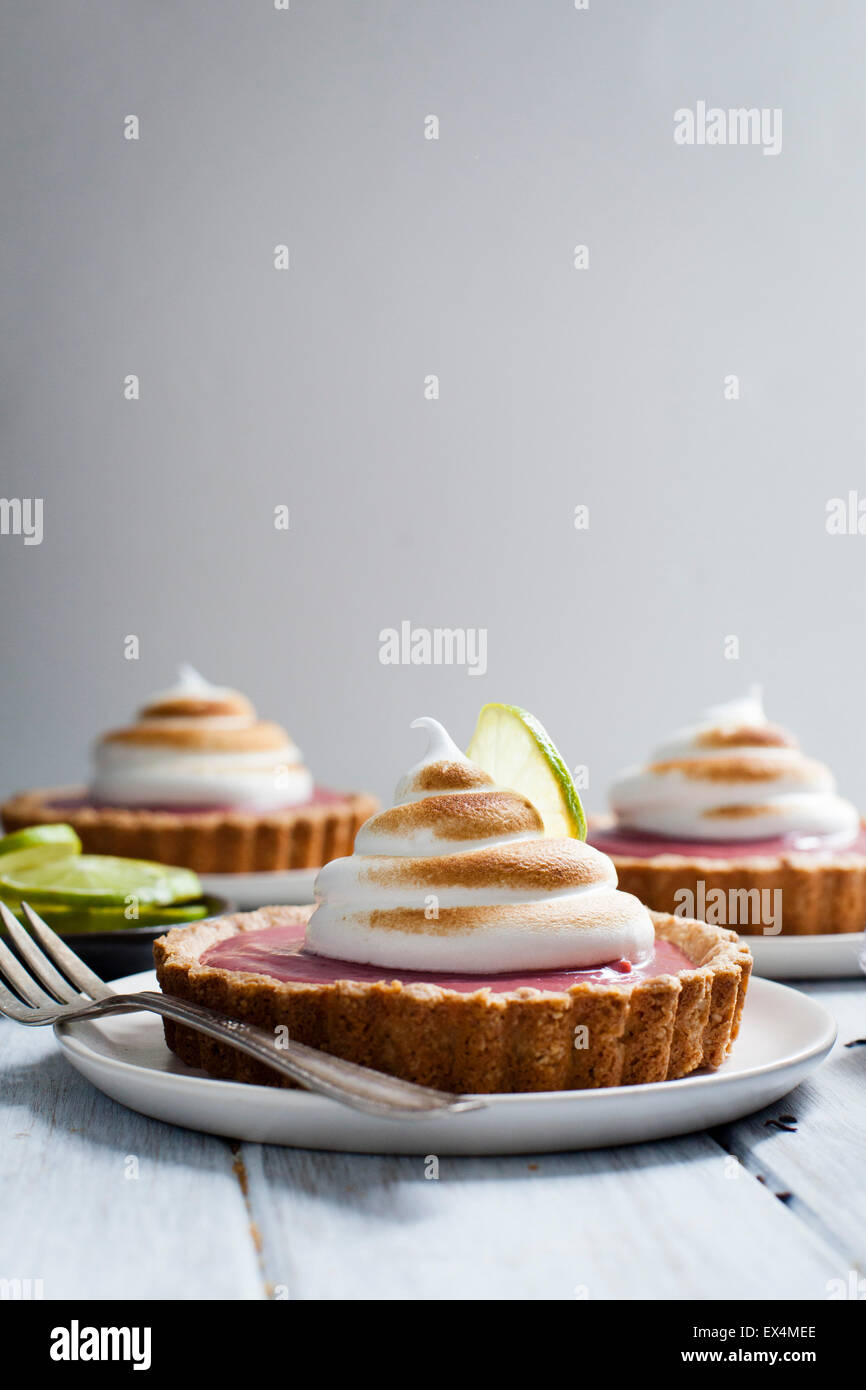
[745,930,864,980]
[198,868,317,909]
[54,973,836,1155]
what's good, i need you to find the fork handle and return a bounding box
[60,991,481,1119]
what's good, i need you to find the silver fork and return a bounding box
[0,901,484,1119]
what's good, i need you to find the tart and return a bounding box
[1,667,377,874]
[155,905,749,1093]
[155,716,751,1093]
[589,690,866,936]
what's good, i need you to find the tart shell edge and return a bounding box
[153,906,751,1093]
[1,788,379,873]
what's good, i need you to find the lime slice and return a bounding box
[467,703,586,840]
[8,900,213,935]
[0,852,202,909]
[0,823,82,860]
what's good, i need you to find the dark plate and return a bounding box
[48,894,233,981]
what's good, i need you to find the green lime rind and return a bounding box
[0,852,202,909]
[504,704,587,841]
[0,823,82,861]
[1,899,212,936]
[467,702,587,841]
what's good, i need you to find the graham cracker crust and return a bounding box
[153,905,751,1094]
[589,817,866,935]
[1,787,379,873]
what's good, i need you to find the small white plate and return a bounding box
[198,868,317,909]
[745,930,864,980]
[54,974,836,1155]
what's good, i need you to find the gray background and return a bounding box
[2,0,865,813]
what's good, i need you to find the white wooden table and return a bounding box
[1,978,863,1301]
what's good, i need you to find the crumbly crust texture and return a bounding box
[589,817,866,935]
[153,905,751,1094]
[1,787,379,873]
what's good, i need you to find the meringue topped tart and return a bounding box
[589,690,866,936]
[155,714,751,1093]
[1,667,378,874]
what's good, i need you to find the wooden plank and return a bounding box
[0,1022,263,1300]
[2,978,861,1301]
[241,1134,841,1300]
[717,979,866,1277]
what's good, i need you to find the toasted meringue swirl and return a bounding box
[610,690,859,843]
[306,717,654,972]
[90,666,313,810]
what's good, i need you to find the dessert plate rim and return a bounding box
[53,972,837,1154]
[744,929,864,980]
[198,868,317,908]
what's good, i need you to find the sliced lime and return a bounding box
[0,823,82,861]
[467,703,586,840]
[11,900,213,935]
[0,852,202,909]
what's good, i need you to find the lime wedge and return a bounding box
[0,852,202,909]
[0,823,82,860]
[467,703,586,840]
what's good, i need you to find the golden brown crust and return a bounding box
[1,787,379,873]
[153,906,751,1093]
[589,815,866,935]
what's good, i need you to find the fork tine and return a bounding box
[0,902,79,1003]
[0,975,32,1020]
[19,902,113,1000]
[0,930,56,1007]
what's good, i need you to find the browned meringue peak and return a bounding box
[352,718,548,857]
[101,720,291,753]
[359,788,543,848]
[361,838,615,893]
[611,689,860,842]
[702,804,785,820]
[139,689,254,721]
[647,752,828,784]
[694,723,797,750]
[98,665,291,753]
[90,666,313,810]
[397,757,495,799]
[362,891,641,938]
[307,717,655,973]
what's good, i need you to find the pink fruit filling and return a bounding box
[201,920,695,994]
[589,824,866,861]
